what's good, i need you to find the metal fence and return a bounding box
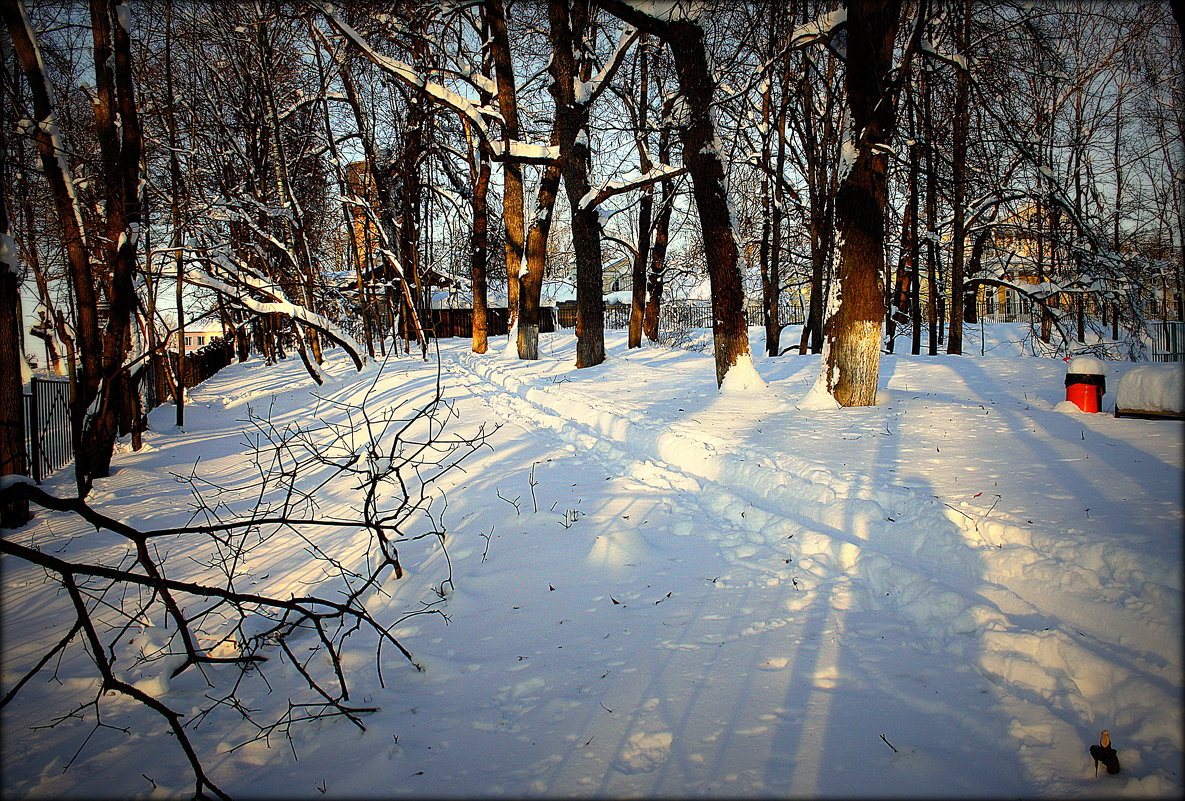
[1147,320,1184,362]
[23,376,72,484]
[21,337,238,484]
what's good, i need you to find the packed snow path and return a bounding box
[2,328,1180,798]
[446,334,1181,797]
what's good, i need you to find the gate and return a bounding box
[23,376,72,483]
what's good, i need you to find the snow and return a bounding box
[0,474,35,492]
[718,352,767,394]
[1115,364,1184,414]
[493,140,561,161]
[1067,355,1107,376]
[2,325,1181,799]
[789,8,847,48]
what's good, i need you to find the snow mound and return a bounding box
[1116,364,1184,413]
[796,376,840,410]
[1067,355,1107,375]
[719,353,767,394]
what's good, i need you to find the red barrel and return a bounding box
[1065,368,1106,412]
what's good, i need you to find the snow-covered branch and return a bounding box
[186,254,364,372]
[579,162,687,210]
[577,24,641,106]
[788,7,847,49]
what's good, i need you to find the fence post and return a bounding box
[29,376,43,483]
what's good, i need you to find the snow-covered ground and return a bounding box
[3,324,1182,798]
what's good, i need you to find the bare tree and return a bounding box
[819,0,911,406]
[0,366,489,799]
[596,0,750,387]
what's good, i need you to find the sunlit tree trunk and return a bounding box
[821,0,901,407]
[520,141,562,361]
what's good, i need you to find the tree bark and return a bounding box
[486,0,526,343]
[549,0,605,368]
[628,39,652,350]
[946,0,970,354]
[821,0,901,407]
[597,0,750,385]
[0,183,30,526]
[470,133,492,354]
[520,139,562,361]
[7,0,147,494]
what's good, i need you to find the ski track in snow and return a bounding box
[3,330,1180,799]
[449,341,1182,796]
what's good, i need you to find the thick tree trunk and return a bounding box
[549,0,606,369]
[666,22,749,386]
[0,190,30,526]
[821,0,901,407]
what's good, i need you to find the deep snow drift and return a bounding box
[2,324,1181,798]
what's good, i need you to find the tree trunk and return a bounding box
[946,0,970,355]
[487,0,526,344]
[0,183,30,526]
[821,0,901,407]
[471,134,492,354]
[627,38,652,349]
[4,0,102,492]
[922,64,939,355]
[643,102,676,343]
[667,23,749,385]
[549,0,606,369]
[643,172,675,342]
[597,0,749,386]
[520,142,562,361]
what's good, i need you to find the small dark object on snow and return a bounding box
[1089,730,1121,776]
